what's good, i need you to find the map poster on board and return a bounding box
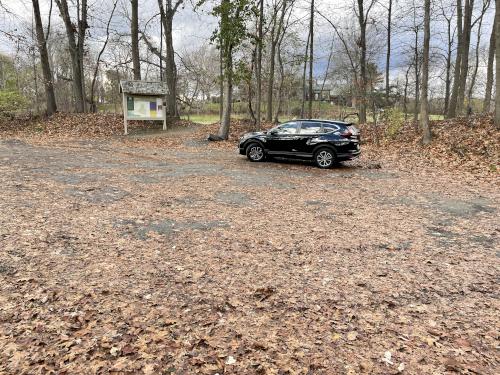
[126,96,164,119]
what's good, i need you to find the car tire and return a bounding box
[246,143,265,162]
[314,147,336,169]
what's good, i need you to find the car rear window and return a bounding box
[322,123,341,133]
[299,122,322,134]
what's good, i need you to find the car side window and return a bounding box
[299,122,322,134]
[275,122,298,134]
[322,123,340,133]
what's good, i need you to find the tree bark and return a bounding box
[219,46,233,139]
[467,6,484,115]
[256,0,263,129]
[457,0,474,114]
[357,0,368,123]
[483,7,495,112]
[55,0,86,112]
[420,0,432,144]
[266,0,287,122]
[413,27,420,124]
[131,0,141,80]
[300,32,310,118]
[308,0,314,119]
[248,46,257,125]
[448,0,463,118]
[443,7,453,115]
[158,0,183,118]
[385,0,392,104]
[274,36,285,123]
[32,0,57,115]
[219,48,223,122]
[495,0,500,128]
[403,63,412,121]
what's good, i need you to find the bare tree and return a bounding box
[256,0,263,129]
[55,0,88,112]
[385,0,392,104]
[131,0,141,80]
[90,0,118,112]
[456,0,474,114]
[483,18,495,112]
[300,32,310,118]
[495,0,500,127]
[356,0,377,123]
[158,0,184,118]
[420,0,432,144]
[308,0,314,118]
[467,0,490,114]
[266,0,287,122]
[448,0,463,117]
[32,0,57,115]
[439,0,456,115]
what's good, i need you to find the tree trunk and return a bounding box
[55,0,85,112]
[248,46,257,125]
[78,0,87,111]
[413,29,420,125]
[495,0,500,128]
[403,63,411,121]
[444,12,453,115]
[219,47,233,140]
[131,0,141,80]
[32,0,57,115]
[420,0,432,144]
[467,9,484,115]
[457,0,474,114]
[300,32,310,118]
[483,8,496,113]
[219,48,223,122]
[308,0,314,119]
[448,0,463,118]
[158,0,183,118]
[256,0,263,129]
[385,0,392,104]
[357,0,367,123]
[274,37,285,123]
[266,0,286,122]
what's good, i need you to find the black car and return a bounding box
[238,119,360,168]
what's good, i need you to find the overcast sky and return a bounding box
[0,0,496,83]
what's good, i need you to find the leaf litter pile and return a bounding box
[0,114,499,374]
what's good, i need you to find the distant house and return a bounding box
[304,81,353,107]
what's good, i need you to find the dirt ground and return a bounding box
[0,132,498,374]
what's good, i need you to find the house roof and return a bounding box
[120,80,169,95]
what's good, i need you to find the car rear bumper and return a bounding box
[239,147,245,155]
[337,150,361,160]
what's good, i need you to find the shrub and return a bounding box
[0,91,29,117]
[382,108,405,138]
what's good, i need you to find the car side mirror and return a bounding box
[270,130,277,135]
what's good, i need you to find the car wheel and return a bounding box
[314,147,335,169]
[246,143,265,162]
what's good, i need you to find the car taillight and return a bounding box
[341,130,352,138]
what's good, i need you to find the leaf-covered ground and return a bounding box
[0,117,499,374]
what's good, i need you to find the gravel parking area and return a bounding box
[0,137,498,374]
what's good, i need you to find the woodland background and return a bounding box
[0,0,499,143]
